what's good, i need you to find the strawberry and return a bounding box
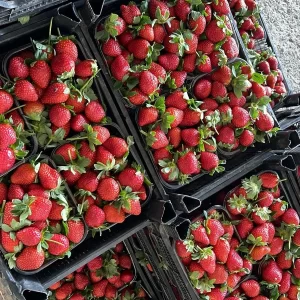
[110,55,129,81]
[168,127,181,148]
[197,247,216,273]
[206,218,225,245]
[262,260,282,284]
[118,167,144,191]
[127,39,150,60]
[181,128,199,147]
[3,201,19,225]
[222,37,239,59]
[166,107,184,128]
[16,246,45,271]
[238,258,252,276]
[48,201,64,220]
[252,26,265,39]
[66,219,84,243]
[51,54,75,76]
[279,272,291,294]
[90,271,102,283]
[49,104,71,127]
[38,163,60,190]
[258,61,271,75]
[8,184,24,201]
[239,130,254,147]
[138,24,154,42]
[174,0,191,21]
[194,79,212,99]
[16,227,41,246]
[226,249,243,272]
[270,200,287,219]
[189,261,205,279]
[87,256,103,271]
[0,183,7,204]
[216,126,235,146]
[165,90,188,110]
[205,19,227,43]
[197,54,212,73]
[138,107,158,127]
[77,171,99,192]
[259,172,279,189]
[56,144,77,162]
[232,107,250,128]
[197,40,214,55]
[0,90,13,114]
[267,56,278,70]
[119,254,132,269]
[153,24,166,43]
[208,263,228,284]
[103,137,128,158]
[213,238,230,263]
[288,285,300,300]
[178,151,199,175]
[1,230,20,252]
[23,101,45,120]
[139,71,158,95]
[79,141,96,167]
[201,152,222,172]
[92,124,110,143]
[103,205,125,223]
[251,82,266,98]
[55,39,78,61]
[92,280,108,298]
[149,0,170,23]
[85,101,106,123]
[71,114,88,132]
[190,222,210,245]
[127,88,148,106]
[29,60,51,89]
[146,127,169,149]
[228,92,246,107]
[282,208,300,225]
[175,240,191,258]
[168,71,187,89]
[149,62,167,82]
[47,233,69,256]
[183,53,196,73]
[212,0,230,14]
[240,279,260,297]
[14,80,38,102]
[0,123,16,150]
[120,3,141,24]
[158,53,180,71]
[74,273,89,290]
[102,38,122,57]
[293,229,300,246]
[49,281,61,290]
[11,163,36,186]
[97,177,119,201]
[276,250,292,270]
[75,59,98,77]
[7,110,24,128]
[211,81,227,99]
[257,191,274,207]
[41,82,70,104]
[69,293,84,300]
[269,237,284,255]
[188,13,206,35]
[8,56,29,79]
[105,284,117,298]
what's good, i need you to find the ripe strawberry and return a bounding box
[3,202,19,225]
[119,254,132,269]
[138,24,154,42]
[146,127,169,149]
[270,200,287,219]
[149,62,167,82]
[177,151,199,175]
[16,246,45,271]
[238,258,252,276]
[255,111,274,131]
[169,71,187,88]
[138,107,158,127]
[197,40,214,55]
[14,80,38,102]
[8,56,29,79]
[55,39,78,61]
[120,3,140,24]
[198,247,216,273]
[166,107,184,128]
[279,272,291,294]
[197,54,212,73]
[71,114,88,132]
[74,273,89,291]
[222,37,239,59]
[228,92,246,107]
[239,130,254,147]
[259,172,279,189]
[16,227,41,246]
[181,128,199,147]
[188,13,206,35]
[0,123,16,150]
[226,249,243,272]
[49,281,61,290]
[194,79,212,99]
[0,183,7,204]
[127,39,150,60]
[87,256,103,271]
[51,54,75,76]
[139,71,158,95]
[103,205,125,223]
[92,125,110,144]
[251,82,266,98]
[269,237,284,255]
[102,38,122,57]
[66,219,84,243]
[79,141,96,167]
[41,82,70,104]
[252,26,265,39]
[216,126,235,146]
[213,238,230,263]
[11,163,36,185]
[1,230,20,252]
[153,24,166,43]
[0,90,13,114]
[165,90,188,110]
[47,233,69,256]
[288,285,300,300]
[23,101,45,120]
[174,0,191,21]
[7,110,24,128]
[190,222,210,245]
[75,59,98,77]
[282,208,300,225]
[126,88,147,106]
[49,104,71,127]
[105,284,117,299]
[240,279,260,297]
[97,177,119,201]
[208,263,228,284]
[84,101,105,123]
[149,0,170,23]
[232,107,250,128]
[29,60,51,89]
[48,201,64,220]
[92,280,108,298]
[77,171,99,192]
[211,81,227,99]
[206,20,226,43]
[38,163,60,190]
[8,184,24,201]
[206,218,225,245]
[175,240,191,258]
[276,250,292,270]
[110,55,129,81]
[118,167,144,191]
[158,53,180,71]
[56,144,77,163]
[262,260,282,284]
[267,56,278,70]
[189,261,205,279]
[183,53,196,73]
[103,137,128,158]
[200,152,220,172]
[258,61,271,74]
[212,0,230,14]
[168,127,181,148]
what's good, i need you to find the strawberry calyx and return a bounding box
[146,42,165,65]
[158,158,180,181]
[205,110,220,133]
[215,14,232,36]
[194,275,215,293]
[241,175,262,200]
[11,194,38,221]
[170,31,189,57]
[117,186,140,209]
[227,194,248,213]
[4,243,24,269]
[252,205,272,221]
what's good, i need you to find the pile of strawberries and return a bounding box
[0,156,85,271]
[54,136,149,234]
[0,83,33,174]
[229,0,287,105]
[138,60,278,184]
[175,208,251,296]
[223,171,300,300]
[96,0,239,107]
[48,242,148,300]
[7,26,105,149]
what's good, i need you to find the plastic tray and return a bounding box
[0,154,88,275]
[51,122,153,234]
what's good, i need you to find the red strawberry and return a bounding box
[119,254,132,269]
[92,280,108,298]
[267,56,278,70]
[168,127,181,148]
[190,222,210,245]
[158,53,180,71]
[168,71,187,89]
[16,246,45,271]
[75,59,98,77]
[149,62,167,82]
[194,79,212,99]
[177,151,199,175]
[79,141,96,167]
[228,92,246,107]
[279,272,291,294]
[38,163,60,190]
[188,13,206,35]
[146,127,169,149]
[51,54,75,77]
[47,233,69,256]
[174,0,191,21]
[259,172,279,189]
[183,53,196,73]
[16,227,41,246]
[240,279,260,297]
[269,237,284,255]
[55,39,78,61]
[222,37,239,59]
[0,148,16,174]
[102,38,122,57]
[8,184,24,201]
[213,238,230,263]
[118,167,144,191]
[0,183,7,204]
[120,3,141,24]
[288,285,300,300]
[66,219,85,243]
[49,104,71,127]
[252,26,265,39]
[103,137,128,158]
[0,91,12,114]
[251,82,266,98]
[205,19,227,43]
[212,0,230,14]
[97,177,120,201]
[14,80,38,102]
[258,61,271,74]
[276,250,292,270]
[197,54,212,73]
[29,60,51,89]
[262,260,282,284]
[226,249,243,272]
[0,123,16,150]
[41,82,70,104]
[153,24,166,43]
[56,144,77,162]
[8,56,29,79]
[239,130,254,147]
[175,240,191,258]
[211,81,227,99]
[127,39,150,60]
[282,208,300,225]
[200,152,220,172]
[198,247,216,274]
[205,218,225,245]
[189,261,205,279]
[197,40,214,55]
[110,55,129,81]
[84,101,105,123]
[70,114,88,132]
[149,0,170,23]
[138,107,158,127]
[165,90,188,110]
[139,71,158,95]
[232,107,250,128]
[138,24,154,42]
[103,205,125,223]
[1,230,20,252]
[77,171,99,192]
[216,126,235,146]
[208,263,228,284]
[270,200,287,219]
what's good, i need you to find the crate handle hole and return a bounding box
[23,290,47,300]
[176,220,190,240]
[162,202,176,224]
[281,156,296,171]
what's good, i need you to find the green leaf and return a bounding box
[18,16,30,25]
[252,72,267,84]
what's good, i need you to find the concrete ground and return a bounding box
[259,0,300,93]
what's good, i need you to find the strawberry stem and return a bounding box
[4,105,26,115]
[48,17,53,46]
[79,70,100,93]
